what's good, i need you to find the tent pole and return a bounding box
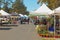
[54,14,55,39]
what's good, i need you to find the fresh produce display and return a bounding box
[35,15,60,38]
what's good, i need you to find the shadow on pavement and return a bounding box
[0,24,19,27]
[0,28,12,30]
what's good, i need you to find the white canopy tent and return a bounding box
[54,7,60,14]
[24,15,28,18]
[30,3,53,15]
[19,14,24,17]
[0,10,10,16]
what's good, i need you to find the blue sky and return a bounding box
[23,0,40,12]
[2,0,40,12]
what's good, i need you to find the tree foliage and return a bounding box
[37,0,60,10]
[0,0,13,13]
[0,0,4,9]
[3,2,8,12]
[0,0,28,15]
[12,0,26,14]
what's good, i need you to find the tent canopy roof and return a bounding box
[54,7,60,13]
[29,3,53,15]
[24,15,28,17]
[34,3,52,14]
[0,10,10,16]
[19,14,24,17]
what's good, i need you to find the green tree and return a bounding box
[24,11,29,15]
[0,0,4,10]
[37,0,59,10]
[3,0,14,13]
[56,0,60,7]
[12,0,26,14]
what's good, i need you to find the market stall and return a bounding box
[10,12,19,24]
[34,3,60,39]
[29,3,53,24]
[0,10,10,24]
[53,7,60,38]
[35,6,60,39]
[19,14,29,24]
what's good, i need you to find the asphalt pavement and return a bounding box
[0,23,60,40]
[0,23,41,40]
